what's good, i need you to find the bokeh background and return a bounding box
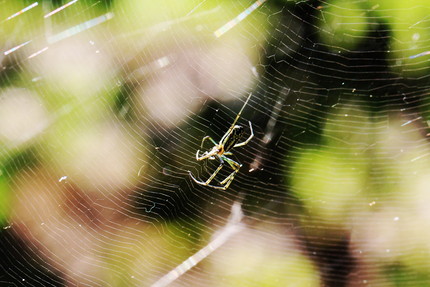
[1,0,430,286]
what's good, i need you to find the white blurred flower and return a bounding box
[0,88,48,145]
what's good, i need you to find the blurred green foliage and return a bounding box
[0,176,10,227]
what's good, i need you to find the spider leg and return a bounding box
[196,149,203,160]
[188,177,230,190]
[233,121,253,148]
[196,136,218,160]
[218,156,242,189]
[189,155,225,186]
[203,158,224,185]
[196,149,211,160]
[189,171,209,185]
[201,136,217,148]
[196,150,218,161]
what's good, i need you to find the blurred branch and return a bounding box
[150,198,245,287]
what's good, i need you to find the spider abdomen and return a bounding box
[222,125,244,152]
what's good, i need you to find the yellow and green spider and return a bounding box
[189,93,254,190]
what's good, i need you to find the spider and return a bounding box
[188,93,254,190]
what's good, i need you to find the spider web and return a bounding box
[1,0,430,286]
